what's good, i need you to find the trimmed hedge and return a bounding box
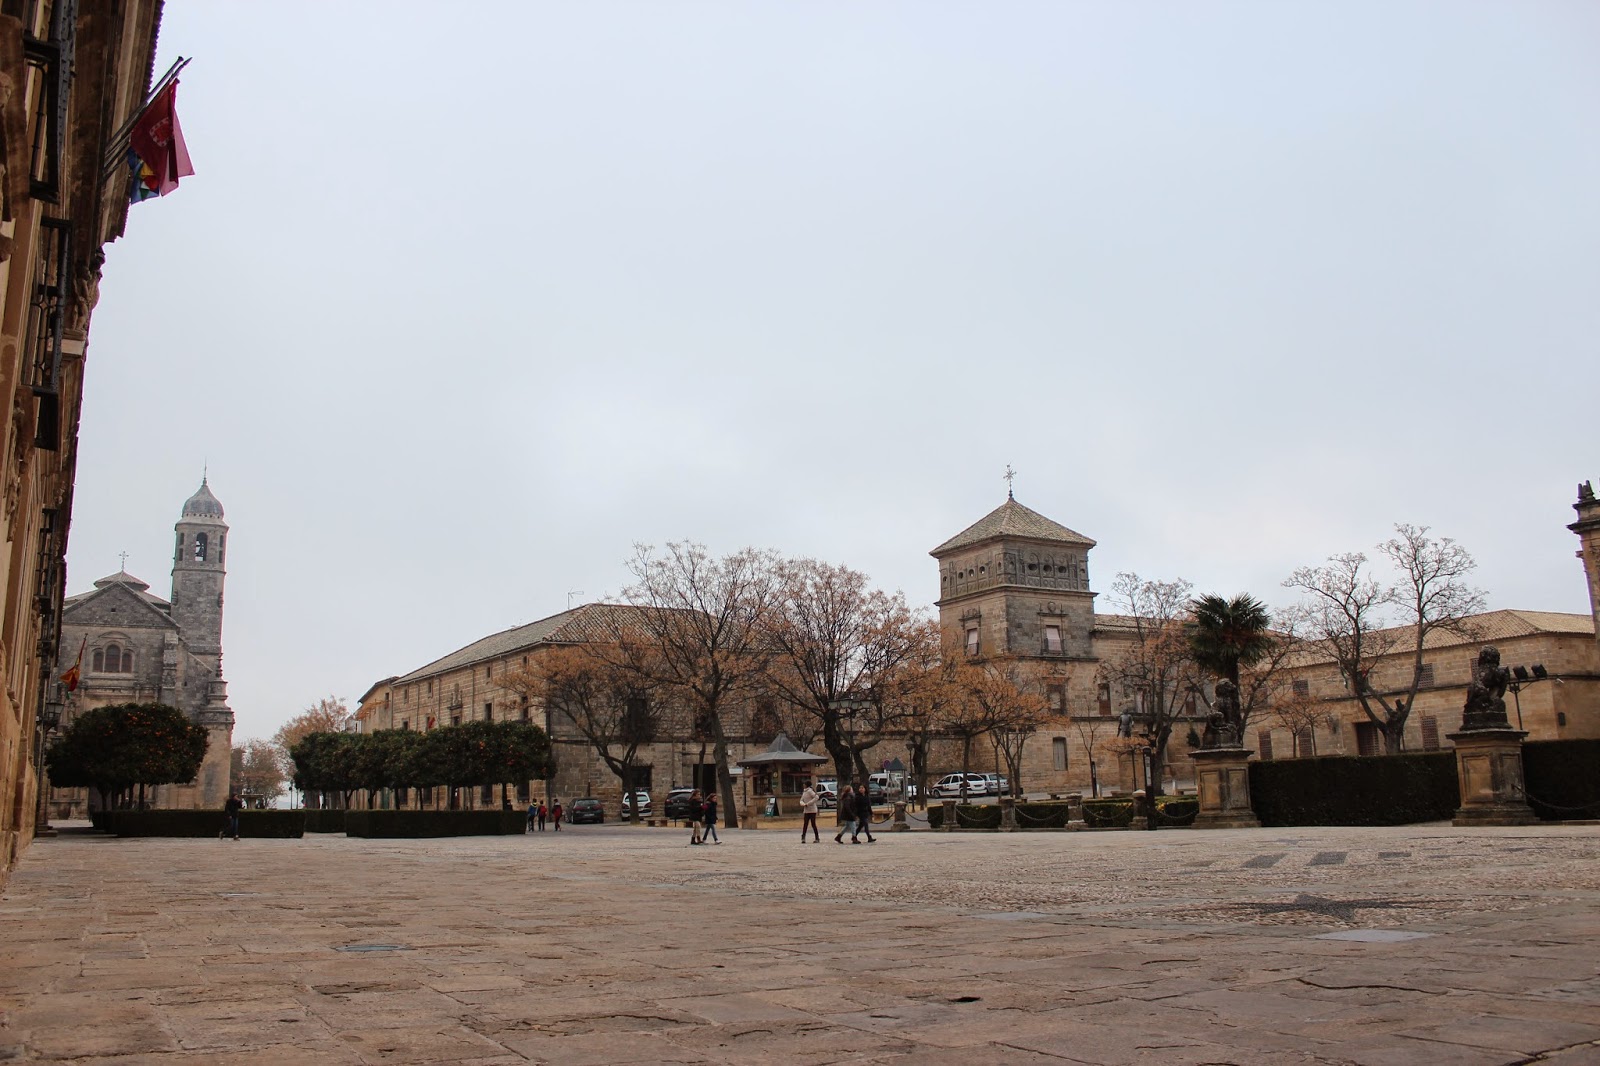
[108,810,305,838]
[1083,799,1134,828]
[1014,802,1074,829]
[1249,752,1458,827]
[1154,798,1198,827]
[343,810,527,837]
[1523,739,1600,821]
[925,804,1002,830]
[303,809,347,833]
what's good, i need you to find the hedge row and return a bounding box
[303,809,347,833]
[99,810,306,838]
[1249,752,1459,827]
[1523,739,1600,821]
[343,810,527,837]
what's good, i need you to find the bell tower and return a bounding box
[170,476,233,805]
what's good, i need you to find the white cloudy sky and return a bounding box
[68,3,1599,743]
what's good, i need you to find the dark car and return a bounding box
[567,797,603,825]
[664,788,699,820]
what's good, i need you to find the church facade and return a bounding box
[46,480,235,816]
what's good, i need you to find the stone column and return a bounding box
[1000,796,1017,832]
[1448,728,1536,826]
[1066,792,1084,824]
[891,801,909,832]
[1190,747,1260,829]
[941,798,957,832]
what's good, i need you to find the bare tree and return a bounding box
[230,738,287,805]
[500,644,672,822]
[1270,684,1341,757]
[969,659,1047,798]
[1285,525,1484,754]
[609,542,782,829]
[1073,716,1108,798]
[1096,573,1201,797]
[762,559,933,785]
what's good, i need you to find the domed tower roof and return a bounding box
[181,477,225,521]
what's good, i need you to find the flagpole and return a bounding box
[100,56,191,177]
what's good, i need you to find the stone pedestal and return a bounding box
[942,798,957,832]
[1190,748,1260,829]
[1000,796,1017,832]
[1448,729,1536,826]
[1129,790,1150,831]
[892,801,909,831]
[1065,792,1084,825]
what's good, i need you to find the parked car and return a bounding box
[980,773,1010,796]
[619,790,651,818]
[932,772,991,798]
[813,782,837,810]
[567,797,604,825]
[664,788,698,820]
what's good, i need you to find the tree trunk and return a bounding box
[619,762,635,823]
[708,712,739,829]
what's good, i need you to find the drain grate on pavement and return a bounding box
[1308,851,1348,866]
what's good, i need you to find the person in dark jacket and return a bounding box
[854,783,876,843]
[688,789,704,845]
[701,792,721,844]
[834,784,857,844]
[221,794,242,841]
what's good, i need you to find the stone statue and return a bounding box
[1201,679,1243,749]
[1461,645,1511,731]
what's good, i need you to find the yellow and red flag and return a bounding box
[60,637,85,692]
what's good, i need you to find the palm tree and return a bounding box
[1187,594,1275,692]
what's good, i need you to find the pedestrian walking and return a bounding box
[800,784,821,843]
[220,793,242,841]
[551,800,564,831]
[537,801,547,831]
[526,800,537,834]
[701,792,721,844]
[688,789,704,845]
[855,783,877,843]
[834,783,857,844]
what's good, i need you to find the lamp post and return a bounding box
[1506,663,1557,731]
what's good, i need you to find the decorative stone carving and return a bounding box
[1460,645,1511,731]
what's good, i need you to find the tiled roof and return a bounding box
[392,603,651,684]
[930,497,1096,556]
[1281,609,1593,667]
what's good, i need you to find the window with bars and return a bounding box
[1257,731,1274,760]
[483,702,493,723]
[1293,679,1310,697]
[1052,736,1067,770]
[1354,721,1381,757]
[1043,625,1062,654]
[1420,715,1440,751]
[1097,684,1112,716]
[1047,684,1065,713]
[965,627,980,656]
[1415,663,1435,687]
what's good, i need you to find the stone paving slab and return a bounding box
[2,822,1599,1064]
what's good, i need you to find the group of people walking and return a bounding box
[686,789,720,845]
[800,782,876,844]
[525,800,562,832]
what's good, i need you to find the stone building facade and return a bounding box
[354,604,771,812]
[46,480,234,815]
[0,0,167,883]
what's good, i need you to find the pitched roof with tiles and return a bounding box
[1281,609,1594,668]
[930,496,1096,556]
[392,603,654,684]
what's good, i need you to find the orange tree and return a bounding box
[47,703,208,809]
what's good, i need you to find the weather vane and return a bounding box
[1003,464,1016,499]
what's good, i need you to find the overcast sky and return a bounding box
[67,3,1600,743]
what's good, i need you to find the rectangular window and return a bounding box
[1183,691,1197,715]
[1257,730,1274,761]
[451,715,461,727]
[1292,679,1310,697]
[1046,683,1065,713]
[1416,664,1435,687]
[395,787,408,807]
[401,719,410,731]
[1292,727,1314,757]
[1052,736,1067,771]
[1420,715,1440,751]
[1354,721,1381,758]
[485,664,493,679]
[516,780,530,802]
[484,701,493,722]
[480,784,494,805]
[965,627,980,656]
[520,706,530,723]
[1044,625,1062,653]
[627,765,654,790]
[1097,684,1112,717]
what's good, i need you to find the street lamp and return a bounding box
[1507,664,1558,731]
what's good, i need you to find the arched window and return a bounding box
[121,648,133,672]
[92,648,104,672]
[194,532,208,562]
[102,644,120,672]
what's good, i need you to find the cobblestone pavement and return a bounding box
[3,821,1599,1065]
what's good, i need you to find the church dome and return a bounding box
[182,478,225,519]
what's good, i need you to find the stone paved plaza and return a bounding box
[3,821,1599,1065]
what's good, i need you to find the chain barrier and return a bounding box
[1522,790,1600,814]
